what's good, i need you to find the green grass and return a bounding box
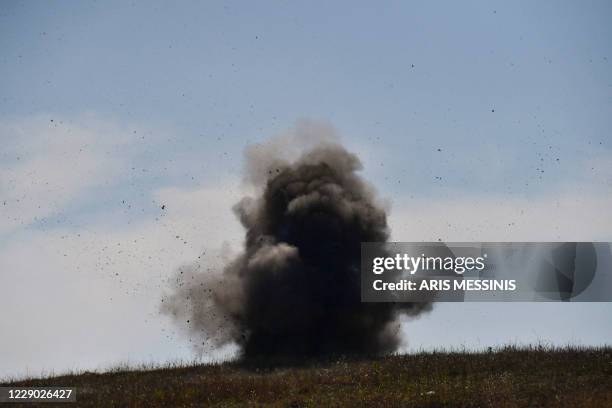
[3,346,612,407]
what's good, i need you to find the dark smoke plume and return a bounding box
[162,121,432,359]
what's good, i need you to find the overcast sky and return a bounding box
[1,0,611,379]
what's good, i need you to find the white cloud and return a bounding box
[0,114,134,236]
[0,181,245,379]
[388,186,612,353]
[0,114,246,378]
[389,189,612,242]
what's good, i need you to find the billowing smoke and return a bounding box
[162,121,432,359]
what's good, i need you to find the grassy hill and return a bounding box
[3,346,612,407]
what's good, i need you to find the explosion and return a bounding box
[162,121,432,359]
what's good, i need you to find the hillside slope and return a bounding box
[3,346,612,407]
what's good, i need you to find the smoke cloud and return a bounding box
[162,121,432,359]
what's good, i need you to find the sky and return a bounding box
[0,0,611,379]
